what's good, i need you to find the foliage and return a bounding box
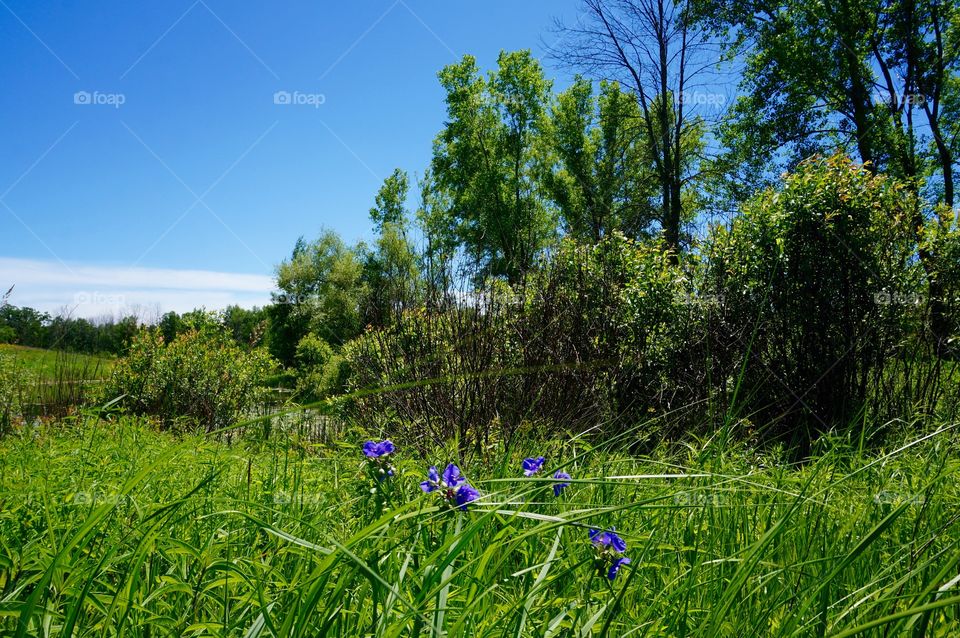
[0,304,141,355]
[431,50,558,283]
[704,155,924,447]
[551,0,714,253]
[922,209,960,354]
[694,0,960,210]
[525,232,699,427]
[369,167,410,231]
[293,333,349,401]
[100,327,275,431]
[540,77,659,241]
[157,307,267,350]
[0,345,114,420]
[345,232,694,455]
[269,230,367,365]
[0,351,21,431]
[3,418,960,635]
[361,169,422,326]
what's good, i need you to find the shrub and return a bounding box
[294,333,349,401]
[524,232,700,428]
[923,210,960,355]
[704,155,923,447]
[344,232,694,456]
[101,327,275,431]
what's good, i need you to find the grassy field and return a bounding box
[0,344,114,378]
[0,346,115,418]
[1,415,959,636]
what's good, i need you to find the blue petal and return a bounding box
[521,456,545,476]
[608,556,631,580]
[442,463,463,486]
[455,483,479,510]
[420,480,436,493]
[552,470,571,495]
[608,529,627,553]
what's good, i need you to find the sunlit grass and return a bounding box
[1,416,959,636]
[0,345,114,378]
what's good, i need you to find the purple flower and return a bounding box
[454,483,480,510]
[589,527,627,553]
[442,464,464,487]
[552,470,571,496]
[420,466,441,492]
[363,440,395,458]
[589,527,630,580]
[421,463,480,511]
[608,556,631,580]
[522,456,546,476]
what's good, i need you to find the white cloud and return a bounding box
[0,257,275,320]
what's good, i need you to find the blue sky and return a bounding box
[0,0,580,317]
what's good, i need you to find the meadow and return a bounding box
[0,345,113,421]
[1,412,959,637]
[2,1,959,634]
[0,345,114,379]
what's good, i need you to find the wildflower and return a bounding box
[454,482,480,510]
[420,466,442,492]
[589,527,630,580]
[522,456,546,476]
[589,527,627,553]
[362,440,395,480]
[421,463,480,511]
[363,440,395,458]
[552,470,571,496]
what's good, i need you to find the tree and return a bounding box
[695,0,960,207]
[692,0,960,351]
[221,305,267,348]
[541,77,660,240]
[431,50,558,284]
[269,230,367,365]
[552,0,715,257]
[362,169,421,325]
[369,168,409,231]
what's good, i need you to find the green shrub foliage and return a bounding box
[101,327,275,431]
[344,232,695,453]
[705,155,924,446]
[293,332,348,401]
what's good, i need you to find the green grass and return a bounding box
[0,346,114,418]
[1,416,959,636]
[0,344,114,378]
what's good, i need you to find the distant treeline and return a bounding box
[0,304,267,356]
